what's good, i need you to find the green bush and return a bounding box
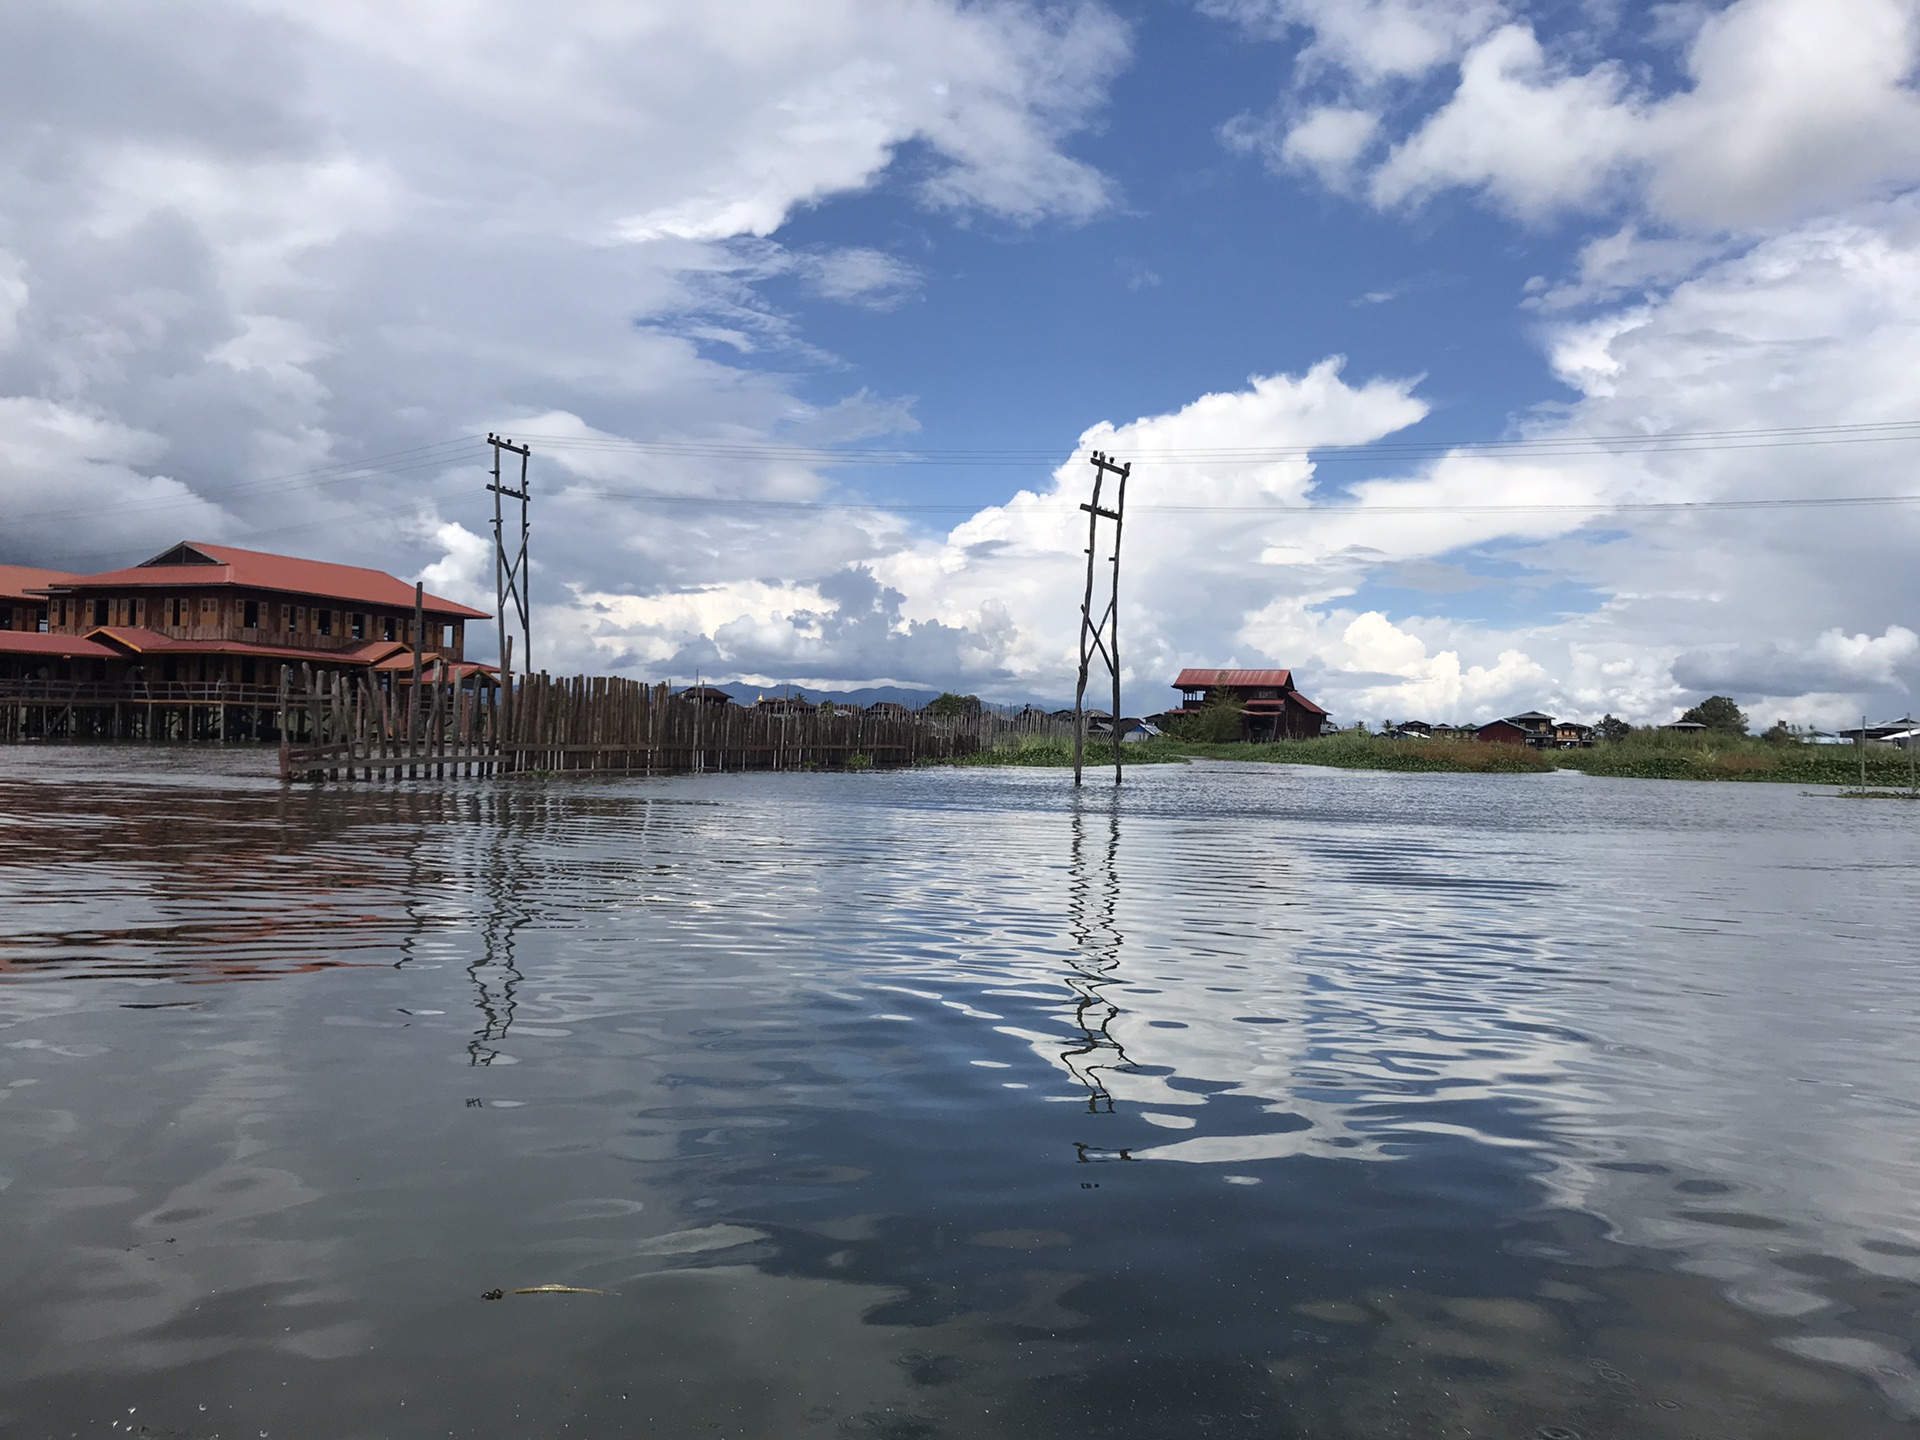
[1162,695,1244,743]
[1178,732,1553,773]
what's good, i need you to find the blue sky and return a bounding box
[3,0,1919,724]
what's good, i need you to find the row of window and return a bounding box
[47,595,459,647]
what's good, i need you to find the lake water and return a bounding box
[1,750,1918,1439]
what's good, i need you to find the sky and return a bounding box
[4,0,1919,726]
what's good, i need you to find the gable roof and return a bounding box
[44,542,488,620]
[0,631,116,660]
[85,628,411,666]
[0,564,77,603]
[1173,667,1293,690]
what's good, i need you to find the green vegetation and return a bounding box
[1179,732,1554,773]
[1677,693,1749,736]
[1555,729,1915,784]
[1161,693,1244,743]
[925,692,983,718]
[917,720,1916,786]
[925,736,1191,768]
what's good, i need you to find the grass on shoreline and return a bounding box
[928,729,1920,785]
[928,736,1192,767]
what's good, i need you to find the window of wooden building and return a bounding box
[243,600,260,628]
[92,598,110,627]
[382,615,397,642]
[317,608,333,637]
[199,597,219,624]
[283,603,296,633]
[350,612,366,640]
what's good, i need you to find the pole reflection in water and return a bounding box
[1063,796,1134,1131]
[466,867,526,1075]
[466,811,525,1067]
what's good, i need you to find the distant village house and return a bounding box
[1168,668,1328,741]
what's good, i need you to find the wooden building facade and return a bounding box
[1,541,490,742]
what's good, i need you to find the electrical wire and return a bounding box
[6,438,486,526]
[560,485,1920,517]
[509,417,1920,466]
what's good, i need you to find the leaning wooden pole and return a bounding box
[1108,457,1129,785]
[1072,456,1105,787]
[1073,450,1130,787]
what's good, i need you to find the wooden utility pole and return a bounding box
[1072,450,1130,787]
[411,581,424,775]
[488,434,532,681]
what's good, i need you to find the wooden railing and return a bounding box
[0,679,286,705]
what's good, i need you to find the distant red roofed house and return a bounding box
[1167,667,1329,741]
[1476,712,1558,747]
[1474,719,1532,746]
[32,541,488,691]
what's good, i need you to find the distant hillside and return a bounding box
[702,681,1076,712]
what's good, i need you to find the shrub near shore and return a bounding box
[1203,730,1915,785]
[931,729,1915,784]
[1554,729,1915,784]
[1179,733,1553,773]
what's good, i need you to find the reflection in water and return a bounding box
[2,752,1920,1436]
[1061,797,1131,1116]
[466,804,525,1067]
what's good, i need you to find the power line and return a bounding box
[19,483,480,568]
[9,416,1920,559]
[562,484,1920,517]
[6,438,485,525]
[510,418,1920,466]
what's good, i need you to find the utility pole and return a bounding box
[1072,450,1130,787]
[488,434,532,681]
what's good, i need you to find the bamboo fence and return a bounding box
[278,669,1079,783]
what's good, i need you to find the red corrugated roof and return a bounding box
[372,653,497,679]
[0,631,116,659]
[86,628,411,666]
[0,565,77,603]
[1173,667,1294,689]
[47,542,488,620]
